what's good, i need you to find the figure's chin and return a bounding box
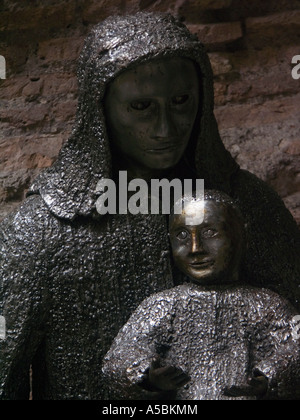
[184,262,228,285]
[184,267,216,284]
[140,147,186,171]
[143,156,181,171]
[117,148,185,175]
[189,274,218,286]
[187,269,236,287]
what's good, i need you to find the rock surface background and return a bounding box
[0,0,299,225]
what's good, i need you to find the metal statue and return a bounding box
[0,13,299,399]
[102,192,300,400]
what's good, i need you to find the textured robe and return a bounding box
[102,284,300,400]
[0,12,299,399]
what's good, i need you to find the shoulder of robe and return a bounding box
[0,194,65,253]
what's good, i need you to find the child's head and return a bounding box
[169,190,245,285]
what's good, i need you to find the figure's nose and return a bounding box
[152,103,177,139]
[190,233,204,254]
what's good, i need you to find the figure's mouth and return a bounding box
[189,260,214,269]
[146,142,181,153]
[147,146,178,153]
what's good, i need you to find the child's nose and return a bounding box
[191,233,204,253]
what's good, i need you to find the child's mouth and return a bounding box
[189,260,214,269]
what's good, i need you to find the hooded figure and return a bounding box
[0,12,299,400]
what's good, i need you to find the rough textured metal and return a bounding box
[103,284,300,400]
[0,12,299,400]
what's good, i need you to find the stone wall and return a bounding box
[0,0,300,225]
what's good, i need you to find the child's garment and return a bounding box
[103,283,300,400]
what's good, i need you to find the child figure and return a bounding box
[102,191,300,400]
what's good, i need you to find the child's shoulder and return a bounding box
[239,285,288,301]
[234,285,297,315]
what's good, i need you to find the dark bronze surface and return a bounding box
[0,12,299,399]
[170,196,244,285]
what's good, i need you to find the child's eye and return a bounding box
[130,100,151,111]
[176,230,189,240]
[202,229,218,239]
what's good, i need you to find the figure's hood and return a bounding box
[29,12,239,220]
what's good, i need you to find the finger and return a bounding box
[248,376,267,387]
[174,375,190,388]
[161,366,181,377]
[168,367,188,379]
[150,359,161,370]
[223,385,254,397]
[150,366,175,378]
[247,376,268,396]
[173,372,190,383]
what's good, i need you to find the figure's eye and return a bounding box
[171,94,189,105]
[130,100,151,111]
[176,230,189,240]
[201,229,218,239]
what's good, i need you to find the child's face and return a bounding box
[169,200,237,285]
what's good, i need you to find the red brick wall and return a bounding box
[0,0,299,224]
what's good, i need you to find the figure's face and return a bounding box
[170,201,238,285]
[104,57,200,172]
